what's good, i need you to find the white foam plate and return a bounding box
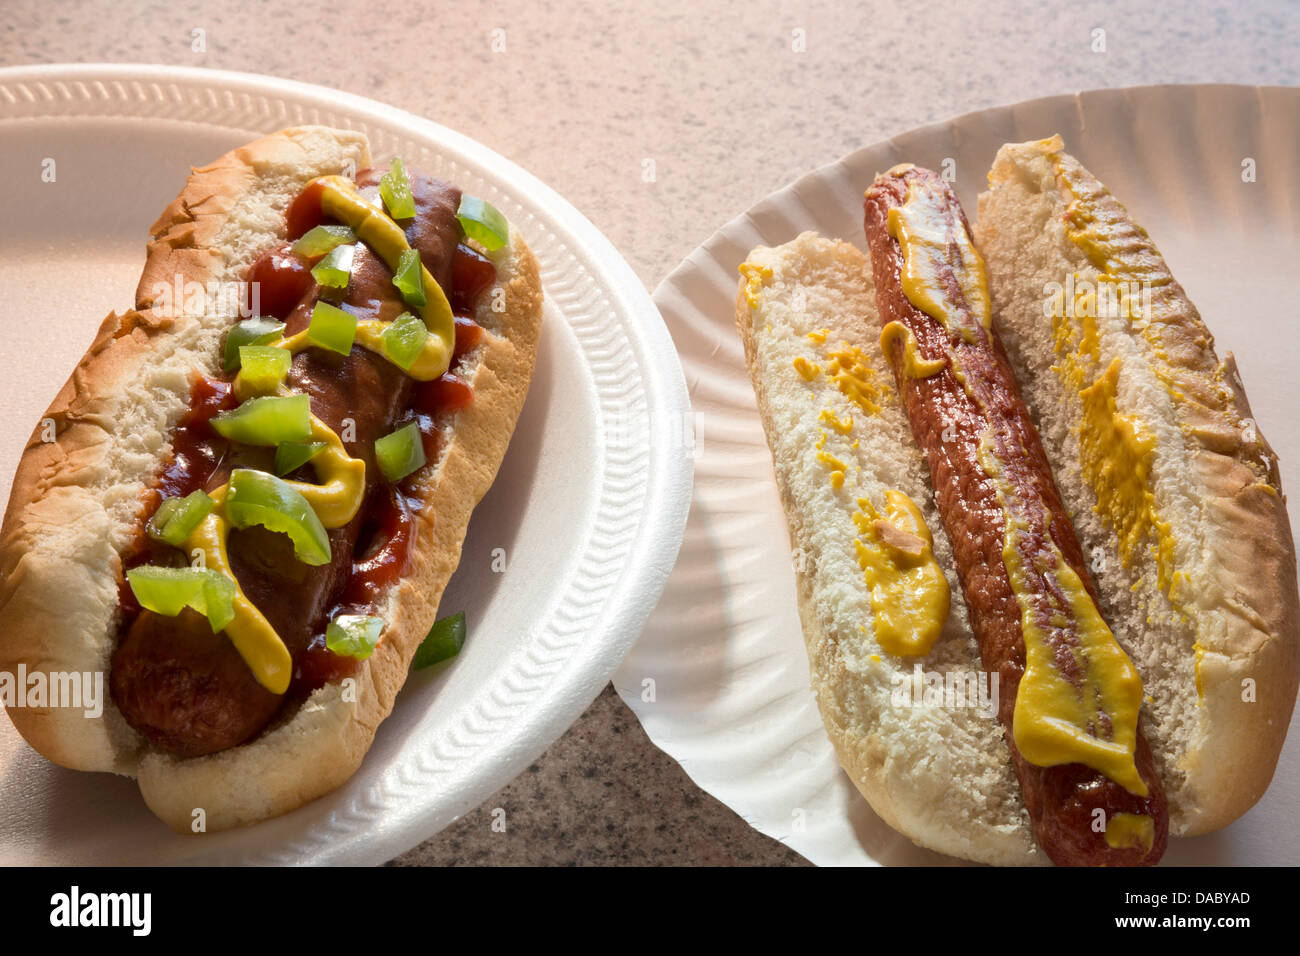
[615,84,1300,866]
[0,64,692,865]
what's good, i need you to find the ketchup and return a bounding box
[415,374,474,416]
[345,488,418,605]
[297,488,419,688]
[454,315,486,355]
[286,180,328,239]
[120,375,238,618]
[159,376,237,496]
[297,631,358,688]
[247,245,314,320]
[450,244,496,315]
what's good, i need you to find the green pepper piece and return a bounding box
[127,565,236,632]
[380,157,416,220]
[375,422,426,482]
[411,611,467,670]
[211,395,313,446]
[274,441,328,477]
[311,243,355,290]
[238,345,292,392]
[392,247,427,307]
[225,468,331,566]
[456,195,509,252]
[146,490,215,547]
[307,301,357,355]
[292,224,355,258]
[381,311,429,371]
[325,614,386,660]
[224,317,285,372]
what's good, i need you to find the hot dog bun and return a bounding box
[735,233,1042,865]
[0,127,543,831]
[735,139,1299,864]
[976,135,1299,836]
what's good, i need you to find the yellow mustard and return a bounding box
[1042,147,1182,601]
[310,177,456,381]
[281,416,367,527]
[816,449,847,472]
[738,262,772,309]
[182,412,368,694]
[1007,526,1149,795]
[885,178,991,340]
[1049,278,1101,365]
[825,342,884,414]
[819,408,854,434]
[793,356,820,381]
[1077,359,1174,592]
[183,485,294,694]
[1044,142,1170,291]
[1104,812,1156,853]
[879,321,946,379]
[853,490,950,657]
[979,421,1148,796]
[1044,139,1235,692]
[1194,642,1205,701]
[814,429,846,474]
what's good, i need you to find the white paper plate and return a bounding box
[0,64,692,865]
[615,84,1300,866]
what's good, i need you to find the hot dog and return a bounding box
[0,127,544,830]
[733,139,1298,865]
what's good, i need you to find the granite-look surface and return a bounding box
[4,0,1295,866]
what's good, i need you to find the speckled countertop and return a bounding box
[4,0,1296,866]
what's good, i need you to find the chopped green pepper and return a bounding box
[392,247,427,307]
[223,317,285,372]
[211,394,312,446]
[375,422,426,482]
[311,243,355,290]
[292,224,355,258]
[237,345,291,392]
[274,441,327,477]
[146,490,215,547]
[127,565,236,632]
[326,614,385,660]
[225,468,331,566]
[380,157,416,220]
[411,611,466,669]
[307,301,357,355]
[380,311,428,371]
[456,195,508,252]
